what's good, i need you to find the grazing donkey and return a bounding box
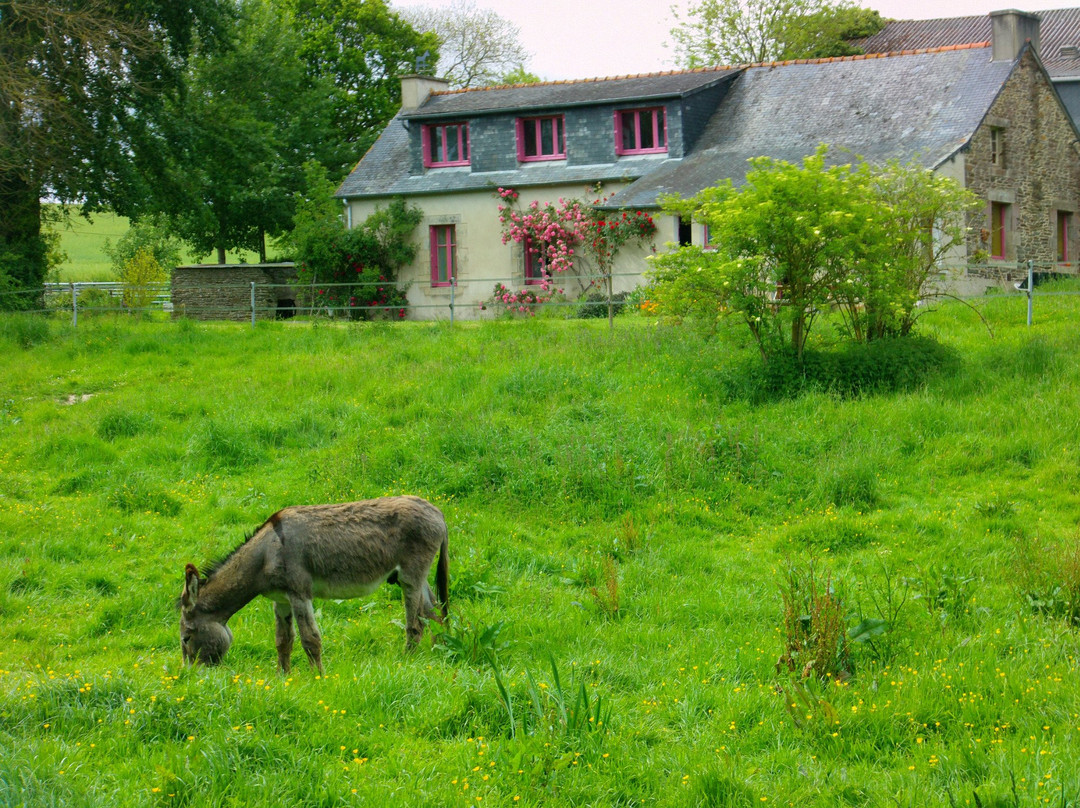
[179,496,449,673]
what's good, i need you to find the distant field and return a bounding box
[51,207,259,282]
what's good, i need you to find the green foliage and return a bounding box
[117,249,168,311]
[282,0,439,156]
[650,147,979,364]
[293,196,421,319]
[671,0,885,66]
[435,617,511,665]
[1013,534,1080,626]
[103,216,183,279]
[778,559,851,680]
[158,0,339,261]
[0,313,51,348]
[746,336,961,399]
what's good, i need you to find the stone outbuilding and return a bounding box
[171,263,298,321]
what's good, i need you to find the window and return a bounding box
[677,218,692,247]
[524,236,547,284]
[1058,210,1071,263]
[430,225,457,286]
[990,127,1006,169]
[614,107,667,155]
[517,116,565,161]
[703,224,716,250]
[990,202,1009,259]
[423,123,470,167]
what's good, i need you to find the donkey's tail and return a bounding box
[436,532,449,619]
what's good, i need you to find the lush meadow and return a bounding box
[2,297,1080,807]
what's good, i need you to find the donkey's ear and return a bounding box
[182,564,200,613]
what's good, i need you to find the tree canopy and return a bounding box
[400,0,531,89]
[282,0,438,155]
[0,0,232,300]
[670,0,885,67]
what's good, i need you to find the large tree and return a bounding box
[399,0,530,89]
[0,0,230,302]
[282,0,438,156]
[670,0,884,67]
[157,0,339,263]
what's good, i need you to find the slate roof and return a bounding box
[337,68,741,199]
[339,44,1016,208]
[602,44,1014,210]
[853,8,1080,79]
[403,67,739,119]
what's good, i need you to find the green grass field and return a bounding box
[2,299,1080,807]
[51,207,259,282]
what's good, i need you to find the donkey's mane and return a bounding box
[200,512,282,582]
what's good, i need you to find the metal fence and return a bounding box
[2,261,1079,327]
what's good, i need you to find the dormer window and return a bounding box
[517,115,566,162]
[615,107,667,155]
[423,122,470,167]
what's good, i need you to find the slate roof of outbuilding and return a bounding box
[853,8,1080,78]
[602,44,1014,210]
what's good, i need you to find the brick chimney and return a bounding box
[991,9,1041,61]
[400,75,450,112]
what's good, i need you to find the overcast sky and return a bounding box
[392,0,1071,80]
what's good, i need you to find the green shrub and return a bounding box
[751,336,959,399]
[0,313,50,348]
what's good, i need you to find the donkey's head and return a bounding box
[180,564,233,665]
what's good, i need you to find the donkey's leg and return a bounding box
[399,577,427,650]
[273,601,295,674]
[421,581,443,624]
[288,596,324,675]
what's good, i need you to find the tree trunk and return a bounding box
[217,244,227,264]
[259,228,267,264]
[0,168,47,308]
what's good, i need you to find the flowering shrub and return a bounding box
[487,282,552,316]
[293,197,420,320]
[494,186,657,297]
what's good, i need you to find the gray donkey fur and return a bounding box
[180,496,449,673]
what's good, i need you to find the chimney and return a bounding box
[991,9,1041,61]
[400,75,450,112]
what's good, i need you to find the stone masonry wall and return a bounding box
[965,48,1080,281]
[171,263,297,321]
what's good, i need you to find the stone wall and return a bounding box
[171,263,298,321]
[965,48,1080,274]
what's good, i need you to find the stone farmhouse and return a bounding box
[337,9,1080,318]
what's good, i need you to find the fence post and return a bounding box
[1027,260,1034,327]
[71,282,78,328]
[251,281,256,328]
[450,274,455,324]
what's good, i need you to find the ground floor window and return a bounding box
[524,236,547,284]
[1057,210,1071,263]
[430,225,457,286]
[990,201,1010,259]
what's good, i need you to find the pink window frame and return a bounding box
[614,107,667,156]
[430,225,457,286]
[990,202,1008,259]
[524,236,548,284]
[516,115,566,162]
[422,122,470,167]
[1058,210,1070,263]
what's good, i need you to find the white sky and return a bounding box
[392,0,1072,81]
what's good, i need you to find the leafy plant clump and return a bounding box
[290,165,421,319]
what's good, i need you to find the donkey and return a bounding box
[179,496,448,673]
